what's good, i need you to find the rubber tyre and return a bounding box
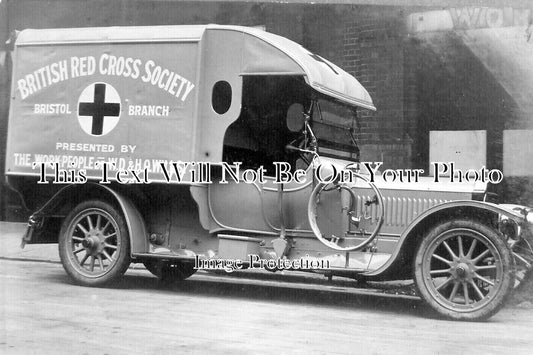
[58,200,131,287]
[414,219,514,321]
[143,260,197,281]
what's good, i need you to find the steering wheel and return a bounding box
[308,171,384,252]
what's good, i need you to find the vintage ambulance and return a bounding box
[5,25,533,321]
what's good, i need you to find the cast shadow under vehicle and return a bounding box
[55,267,428,319]
[40,265,514,322]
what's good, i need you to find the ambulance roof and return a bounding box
[16,24,375,110]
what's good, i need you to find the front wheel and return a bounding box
[414,219,514,321]
[58,200,131,286]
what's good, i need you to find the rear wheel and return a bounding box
[143,260,197,281]
[414,219,514,321]
[58,200,131,286]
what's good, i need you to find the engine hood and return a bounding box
[315,157,488,195]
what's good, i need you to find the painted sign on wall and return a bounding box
[407,7,531,33]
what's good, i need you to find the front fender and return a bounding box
[363,200,527,279]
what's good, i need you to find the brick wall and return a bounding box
[340,6,413,169]
[262,5,416,170]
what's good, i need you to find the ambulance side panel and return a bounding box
[6,39,200,183]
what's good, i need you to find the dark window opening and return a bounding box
[222,76,310,175]
[212,80,232,114]
[222,76,360,175]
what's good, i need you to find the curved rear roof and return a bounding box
[231,25,375,110]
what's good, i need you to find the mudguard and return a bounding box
[22,183,148,255]
[363,200,528,278]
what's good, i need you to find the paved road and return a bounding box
[1,258,533,354]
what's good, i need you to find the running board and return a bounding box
[132,253,196,261]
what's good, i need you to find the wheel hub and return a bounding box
[82,234,104,255]
[452,262,472,281]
